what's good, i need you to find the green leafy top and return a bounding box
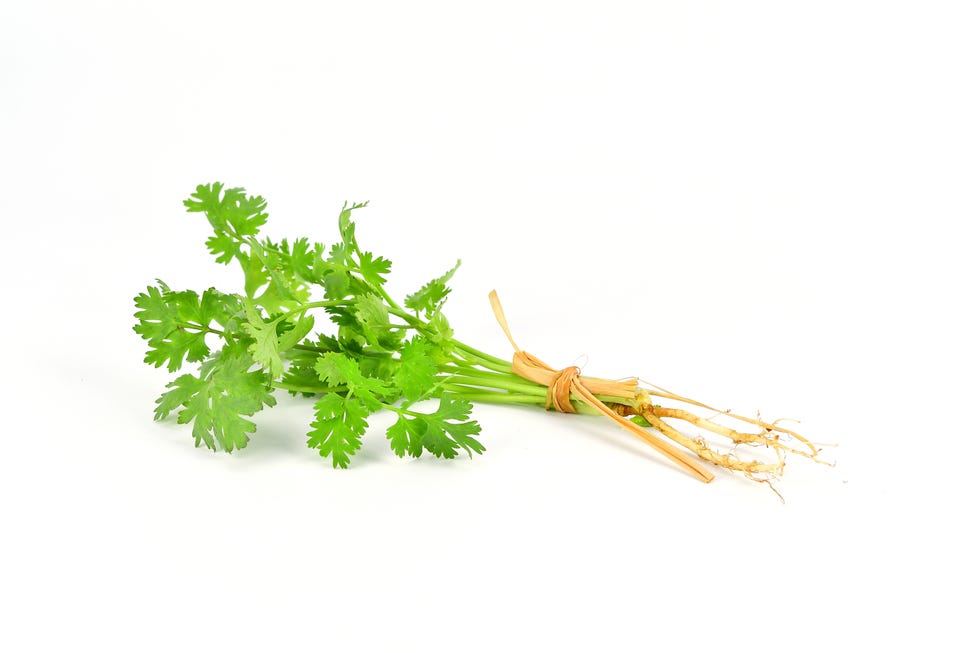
[134,182,496,469]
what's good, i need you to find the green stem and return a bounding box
[441,387,601,415]
[292,344,327,354]
[273,381,346,394]
[451,339,511,368]
[378,286,511,373]
[443,374,548,396]
[176,321,227,337]
[292,343,391,359]
[440,361,634,407]
[262,260,635,414]
[451,348,513,374]
[437,363,514,379]
[442,389,547,407]
[280,299,349,321]
[386,304,425,330]
[377,286,403,316]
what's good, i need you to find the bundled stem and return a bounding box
[443,346,826,485]
[452,291,828,485]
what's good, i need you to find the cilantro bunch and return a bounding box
[134,183,543,467]
[135,183,824,485]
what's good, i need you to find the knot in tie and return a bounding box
[511,350,594,413]
[548,365,581,413]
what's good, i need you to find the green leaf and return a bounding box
[420,396,483,459]
[386,396,484,460]
[199,288,241,329]
[441,419,486,458]
[394,337,438,402]
[307,393,369,468]
[205,232,240,265]
[421,422,462,458]
[353,293,388,330]
[357,354,397,387]
[184,183,269,236]
[285,237,318,283]
[429,310,454,343]
[339,201,368,243]
[327,242,347,265]
[314,352,389,410]
[386,414,426,458]
[242,300,283,377]
[280,337,327,396]
[133,283,239,372]
[314,352,361,387]
[242,297,316,378]
[154,374,200,421]
[161,349,276,452]
[247,242,312,315]
[184,183,269,265]
[353,293,395,348]
[284,237,342,291]
[277,314,316,352]
[405,260,461,317]
[281,334,371,396]
[331,201,369,266]
[322,269,352,301]
[317,334,363,357]
[243,250,270,298]
[427,310,456,363]
[432,394,474,422]
[357,251,392,287]
[134,282,177,335]
[307,239,351,300]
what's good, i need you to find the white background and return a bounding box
[2,1,977,650]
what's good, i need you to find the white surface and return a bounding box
[1,1,977,650]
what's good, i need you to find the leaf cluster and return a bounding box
[134,183,482,467]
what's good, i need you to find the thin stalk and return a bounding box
[292,343,392,359]
[442,390,547,407]
[176,321,227,337]
[439,362,634,407]
[451,348,513,374]
[281,299,349,319]
[438,363,530,383]
[451,339,511,368]
[273,381,347,394]
[444,374,549,396]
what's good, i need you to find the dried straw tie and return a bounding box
[489,291,715,483]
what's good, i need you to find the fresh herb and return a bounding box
[134,183,824,485]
